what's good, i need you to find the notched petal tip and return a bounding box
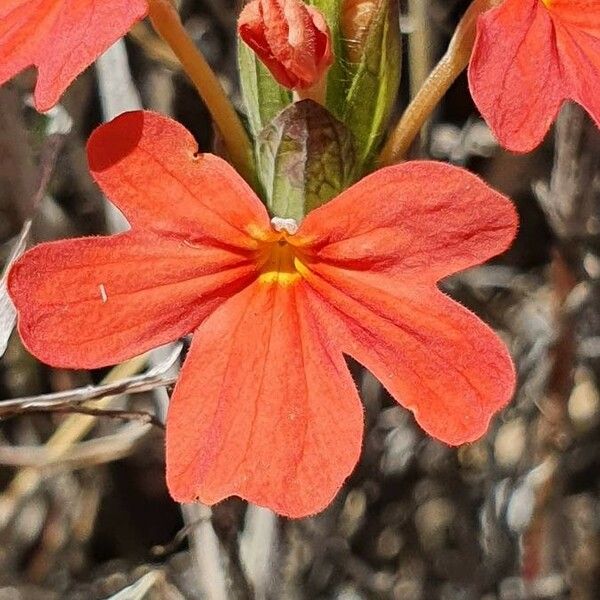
[414,331,516,447]
[0,0,148,113]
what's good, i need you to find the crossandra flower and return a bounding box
[8,111,517,518]
[469,0,600,152]
[0,0,147,111]
[238,0,333,90]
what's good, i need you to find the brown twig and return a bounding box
[523,104,600,593]
[150,515,211,557]
[0,343,181,419]
[378,0,495,165]
[49,406,165,429]
[129,22,181,70]
[0,424,151,469]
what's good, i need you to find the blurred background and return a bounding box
[1,0,600,598]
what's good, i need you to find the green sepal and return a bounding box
[343,0,401,169]
[257,100,357,221]
[237,39,292,140]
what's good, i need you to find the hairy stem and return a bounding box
[378,0,495,165]
[147,0,256,185]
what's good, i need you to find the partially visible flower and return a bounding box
[238,0,333,90]
[0,0,147,111]
[8,111,517,518]
[469,0,600,152]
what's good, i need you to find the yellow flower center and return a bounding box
[258,240,303,286]
[249,218,309,287]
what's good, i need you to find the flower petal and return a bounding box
[469,0,564,152]
[551,10,600,131]
[297,161,517,284]
[0,0,56,94]
[87,111,271,248]
[8,232,258,368]
[166,281,363,518]
[548,0,600,35]
[238,0,298,88]
[301,269,515,446]
[0,0,147,111]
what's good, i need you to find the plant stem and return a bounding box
[295,75,328,106]
[378,0,495,166]
[147,0,256,185]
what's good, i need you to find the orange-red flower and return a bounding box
[0,0,147,111]
[469,0,600,152]
[8,111,517,517]
[238,0,333,90]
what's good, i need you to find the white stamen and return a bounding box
[271,217,299,235]
[99,284,108,303]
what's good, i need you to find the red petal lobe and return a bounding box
[296,161,517,445]
[87,111,271,248]
[469,0,563,152]
[551,9,600,132]
[302,273,515,445]
[166,281,363,518]
[298,161,517,284]
[0,0,147,111]
[8,232,258,369]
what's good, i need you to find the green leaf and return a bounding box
[237,39,292,140]
[343,0,401,168]
[257,100,357,221]
[306,0,348,120]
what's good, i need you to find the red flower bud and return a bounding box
[238,0,333,90]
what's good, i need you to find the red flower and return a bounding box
[238,0,333,90]
[469,0,600,152]
[0,0,147,111]
[8,111,517,517]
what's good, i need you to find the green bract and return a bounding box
[237,0,401,219]
[306,0,347,119]
[342,0,401,167]
[238,39,292,140]
[257,100,357,220]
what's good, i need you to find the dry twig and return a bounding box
[0,343,181,419]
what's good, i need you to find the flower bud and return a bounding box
[238,0,333,91]
[341,0,380,63]
[338,0,401,166]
